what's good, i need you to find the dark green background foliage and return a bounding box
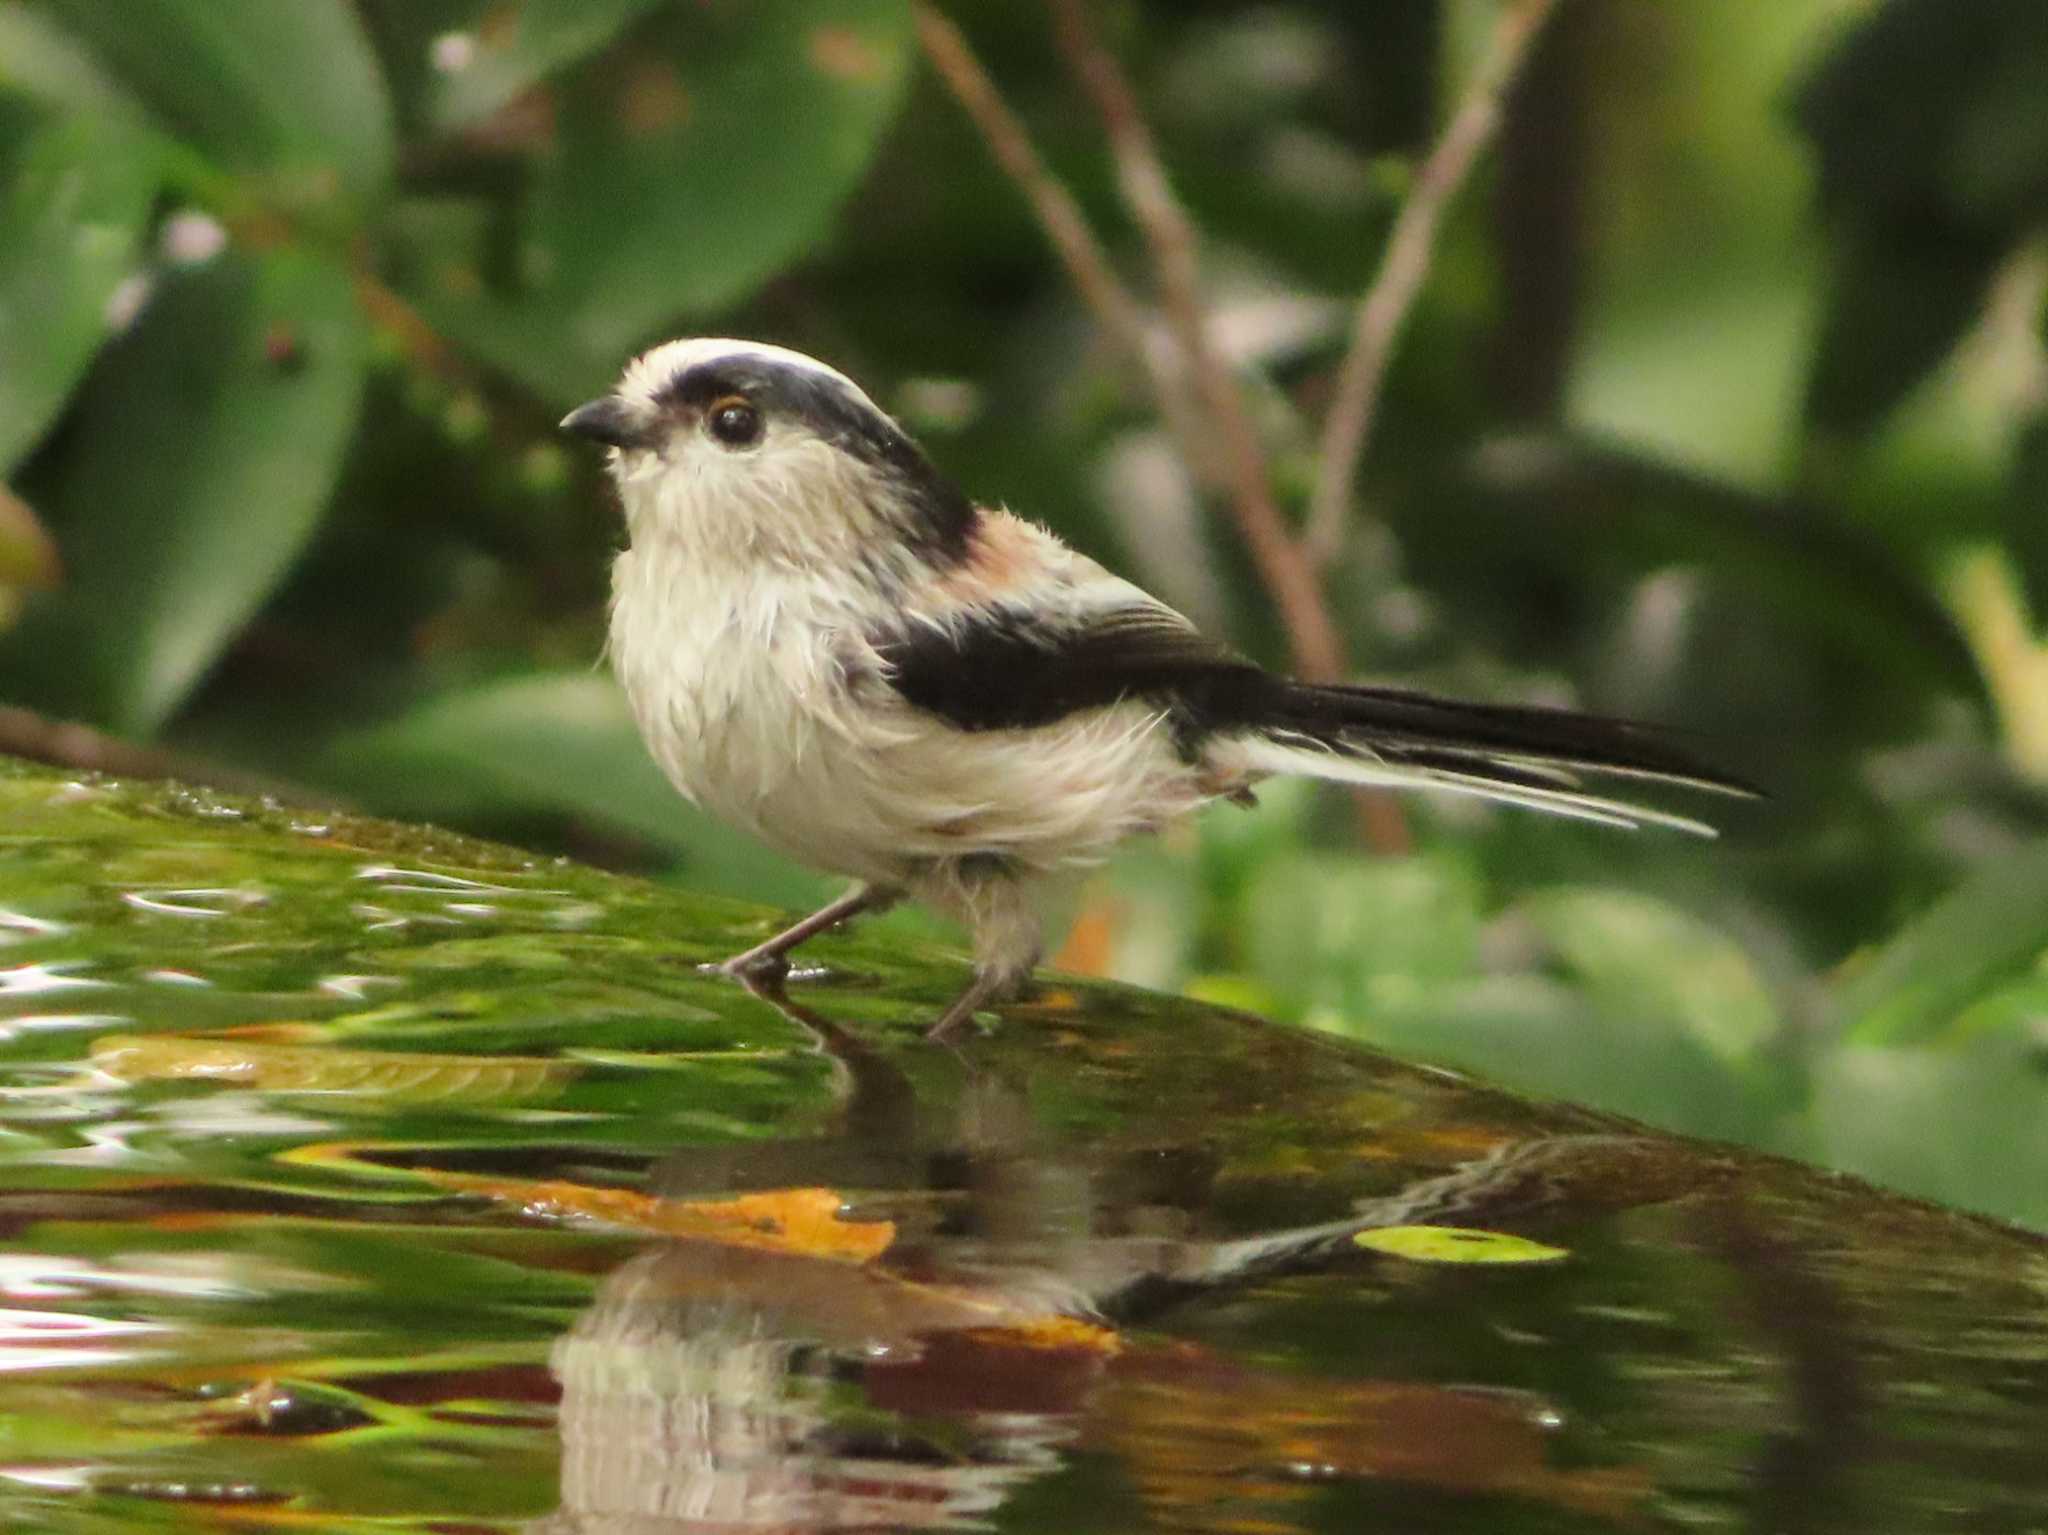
[3,0,2047,1223]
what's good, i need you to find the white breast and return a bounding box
[608,544,873,874]
[608,537,1213,888]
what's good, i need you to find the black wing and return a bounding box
[869,602,1266,740]
[869,600,1755,797]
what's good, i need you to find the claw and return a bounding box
[925,968,1011,1041]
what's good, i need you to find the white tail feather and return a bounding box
[1236,736,1721,837]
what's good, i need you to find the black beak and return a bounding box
[559,396,645,449]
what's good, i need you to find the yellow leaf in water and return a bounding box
[90,1034,569,1106]
[1351,1225,1569,1264]
[958,1316,1123,1355]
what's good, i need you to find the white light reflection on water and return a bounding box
[0,1014,128,1045]
[0,1099,316,1173]
[0,1306,164,1374]
[150,1093,336,1141]
[0,1254,248,1302]
[350,902,464,933]
[0,911,67,944]
[5,1122,168,1170]
[317,975,400,1000]
[355,866,516,893]
[351,865,575,934]
[0,965,109,997]
[139,970,211,988]
[120,888,267,919]
[0,1465,96,1491]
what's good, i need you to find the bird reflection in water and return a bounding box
[523,982,1650,1534]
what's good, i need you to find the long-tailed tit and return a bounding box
[563,339,1750,1038]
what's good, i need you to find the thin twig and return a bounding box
[1306,0,1561,564]
[1045,0,1405,852]
[917,2,1250,502]
[913,4,1152,374]
[913,1,1219,485]
[0,704,303,800]
[1045,0,1345,686]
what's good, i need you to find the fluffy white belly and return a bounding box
[608,555,1211,885]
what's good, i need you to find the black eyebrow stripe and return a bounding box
[656,355,978,566]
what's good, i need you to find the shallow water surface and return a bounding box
[0,759,2044,1533]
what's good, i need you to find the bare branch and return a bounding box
[1306,0,1561,564]
[1046,0,1345,685]
[913,5,1149,369]
[0,704,301,799]
[912,3,1225,491]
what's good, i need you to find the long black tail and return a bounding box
[1236,681,1757,834]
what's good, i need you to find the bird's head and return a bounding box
[560,338,976,569]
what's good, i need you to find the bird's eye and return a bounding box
[707,398,763,449]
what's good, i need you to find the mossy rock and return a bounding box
[0,755,2043,1533]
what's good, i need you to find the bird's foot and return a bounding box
[702,954,844,988]
[701,952,790,984]
[925,970,1018,1042]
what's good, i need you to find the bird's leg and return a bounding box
[921,862,1043,1041]
[707,883,896,982]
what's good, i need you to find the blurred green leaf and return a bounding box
[1794,0,1994,220]
[1522,887,1779,1067]
[1181,970,1281,1017]
[1942,547,2048,783]
[1802,234,1999,442]
[28,0,395,213]
[409,0,914,403]
[322,671,827,907]
[1834,836,2048,1046]
[1445,434,1981,705]
[538,0,911,315]
[0,6,148,120]
[2009,422,2048,616]
[0,251,368,734]
[1565,0,1832,488]
[1947,971,2048,1042]
[0,112,162,473]
[1802,1035,2048,1228]
[1830,275,2028,566]
[1084,843,1203,991]
[425,0,668,132]
[1346,973,1771,1145]
[1191,776,1314,951]
[1792,0,2048,435]
[1244,852,1482,1016]
[0,485,60,594]
[1794,0,2048,231]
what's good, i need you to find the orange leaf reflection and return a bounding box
[425,1175,897,1264]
